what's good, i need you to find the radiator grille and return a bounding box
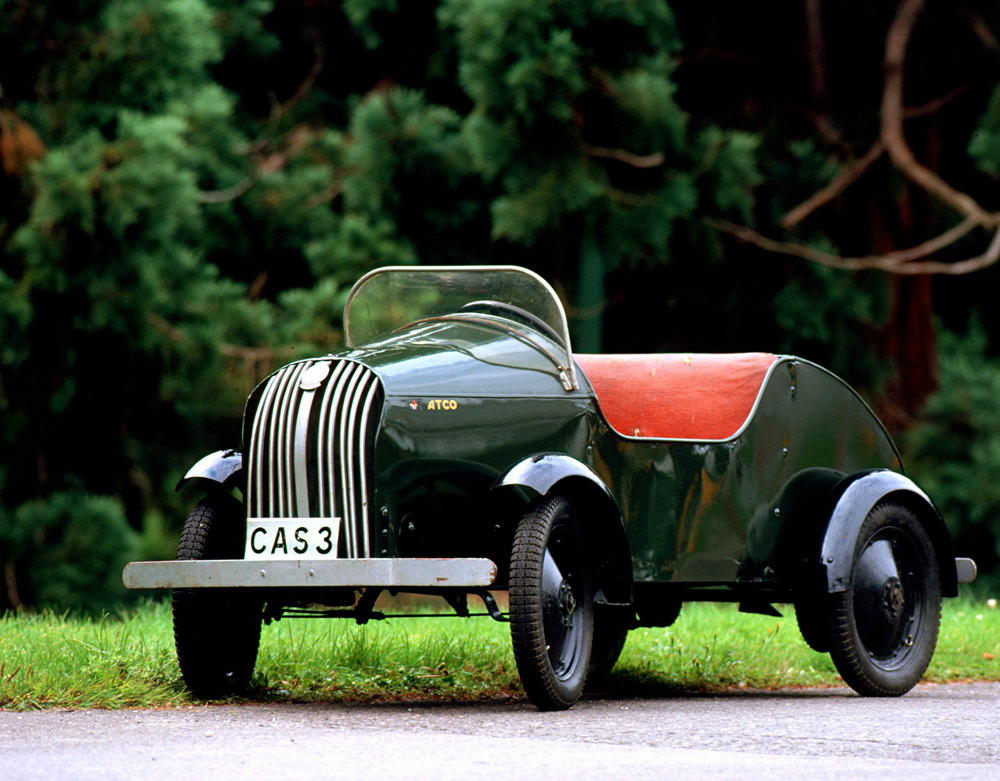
[245,359,383,558]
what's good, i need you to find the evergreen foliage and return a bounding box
[1,0,999,607]
[906,323,1000,583]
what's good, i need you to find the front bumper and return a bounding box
[123,557,498,590]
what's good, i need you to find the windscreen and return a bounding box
[344,266,577,388]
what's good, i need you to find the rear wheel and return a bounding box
[510,496,593,710]
[827,502,941,696]
[794,595,831,653]
[172,495,262,698]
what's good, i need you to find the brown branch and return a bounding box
[269,27,325,124]
[303,182,344,210]
[966,11,1000,51]
[716,0,1000,276]
[147,313,279,362]
[199,126,334,206]
[196,172,260,204]
[877,216,979,264]
[902,86,966,120]
[690,133,724,179]
[783,85,965,229]
[781,142,884,228]
[217,343,280,361]
[804,0,830,110]
[587,145,665,169]
[704,216,999,275]
[802,0,849,151]
[587,66,620,99]
[804,110,847,152]
[881,0,997,226]
[602,186,659,207]
[927,224,1000,275]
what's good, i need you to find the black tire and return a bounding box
[794,596,831,653]
[172,495,262,699]
[827,501,941,696]
[588,607,629,682]
[510,496,594,710]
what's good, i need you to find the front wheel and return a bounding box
[827,501,941,696]
[172,495,263,698]
[509,496,593,710]
[588,607,630,682]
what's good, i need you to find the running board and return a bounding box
[123,558,497,590]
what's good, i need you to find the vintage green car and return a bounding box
[124,265,975,710]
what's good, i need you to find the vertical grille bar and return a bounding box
[279,362,307,516]
[323,361,357,530]
[248,366,281,518]
[266,364,297,517]
[355,378,382,557]
[336,365,365,557]
[246,359,383,558]
[314,361,346,518]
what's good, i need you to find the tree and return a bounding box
[677,0,1000,424]
[0,0,762,608]
[440,0,760,350]
[906,322,1000,585]
[0,0,289,609]
[4,0,999,607]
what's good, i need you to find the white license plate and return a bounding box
[245,518,341,560]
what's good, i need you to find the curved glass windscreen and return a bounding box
[344,265,578,390]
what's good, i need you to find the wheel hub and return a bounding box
[558,579,576,626]
[881,576,904,620]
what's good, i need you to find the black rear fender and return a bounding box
[820,470,958,597]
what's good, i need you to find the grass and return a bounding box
[1,593,998,710]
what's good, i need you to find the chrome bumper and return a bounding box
[123,557,498,590]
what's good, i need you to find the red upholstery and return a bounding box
[574,353,778,440]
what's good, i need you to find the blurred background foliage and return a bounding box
[1,0,999,610]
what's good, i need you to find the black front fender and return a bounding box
[175,449,243,492]
[820,470,958,597]
[500,453,607,498]
[499,454,632,605]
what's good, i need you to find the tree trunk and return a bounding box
[881,273,937,432]
[574,225,605,353]
[874,177,937,432]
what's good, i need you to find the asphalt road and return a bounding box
[2,682,998,779]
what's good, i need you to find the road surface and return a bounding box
[1,682,997,779]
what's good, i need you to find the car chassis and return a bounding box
[125,265,976,709]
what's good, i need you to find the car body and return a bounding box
[124,265,976,709]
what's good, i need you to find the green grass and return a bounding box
[1,594,998,710]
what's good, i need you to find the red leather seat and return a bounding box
[574,353,778,440]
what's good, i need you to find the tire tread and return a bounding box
[509,496,592,710]
[826,501,941,697]
[172,496,262,699]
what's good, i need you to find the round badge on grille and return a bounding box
[299,361,331,391]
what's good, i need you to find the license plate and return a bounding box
[245,518,341,560]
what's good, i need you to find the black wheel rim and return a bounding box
[539,523,586,681]
[852,527,925,670]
